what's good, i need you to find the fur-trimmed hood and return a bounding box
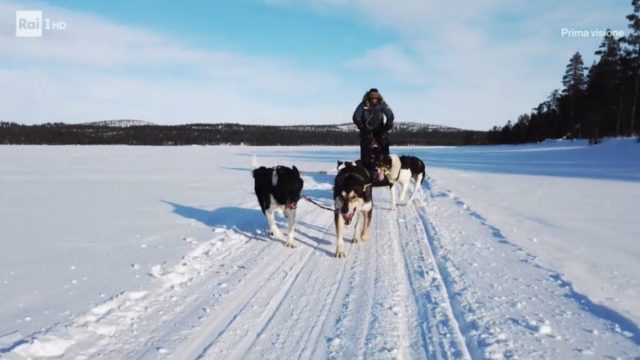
[361,88,384,104]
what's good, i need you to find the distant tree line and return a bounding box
[0,122,486,146]
[488,0,640,145]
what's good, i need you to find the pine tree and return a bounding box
[546,89,560,112]
[561,52,587,138]
[500,120,513,144]
[624,0,640,135]
[595,33,624,136]
[596,30,622,62]
[562,52,587,96]
[585,34,622,143]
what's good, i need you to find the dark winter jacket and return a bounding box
[352,99,394,139]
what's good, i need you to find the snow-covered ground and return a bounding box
[0,140,638,359]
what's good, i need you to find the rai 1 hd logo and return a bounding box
[15,10,66,37]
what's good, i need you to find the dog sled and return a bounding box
[253,149,425,258]
[302,138,390,186]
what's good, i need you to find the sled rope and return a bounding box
[302,195,338,213]
[303,194,397,213]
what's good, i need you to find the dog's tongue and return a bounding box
[285,201,296,210]
[343,212,354,224]
[378,172,385,181]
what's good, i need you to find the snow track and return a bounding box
[396,202,471,360]
[3,177,639,359]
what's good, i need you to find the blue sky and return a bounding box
[0,0,633,129]
[47,0,391,65]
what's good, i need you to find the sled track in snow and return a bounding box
[4,186,477,360]
[169,206,339,359]
[171,194,474,359]
[396,201,473,359]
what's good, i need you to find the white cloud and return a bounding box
[1,0,631,129]
[261,0,631,130]
[0,0,357,125]
[344,44,431,86]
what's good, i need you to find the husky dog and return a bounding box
[333,162,373,258]
[375,154,426,208]
[336,160,363,172]
[252,165,304,248]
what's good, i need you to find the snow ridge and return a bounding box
[79,119,156,127]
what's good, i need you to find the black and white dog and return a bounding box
[252,165,304,248]
[375,155,426,208]
[336,160,363,172]
[333,162,373,258]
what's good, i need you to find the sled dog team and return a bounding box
[252,154,426,258]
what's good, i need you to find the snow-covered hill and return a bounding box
[78,121,464,132]
[0,140,638,359]
[286,122,463,133]
[80,119,156,127]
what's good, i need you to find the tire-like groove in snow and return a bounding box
[413,193,483,359]
[362,203,415,359]
[180,208,333,359]
[243,214,346,359]
[322,202,379,360]
[397,200,472,359]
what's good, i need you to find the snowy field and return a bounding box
[0,140,639,359]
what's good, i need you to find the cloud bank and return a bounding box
[0,0,631,129]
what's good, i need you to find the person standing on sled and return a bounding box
[352,88,394,170]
